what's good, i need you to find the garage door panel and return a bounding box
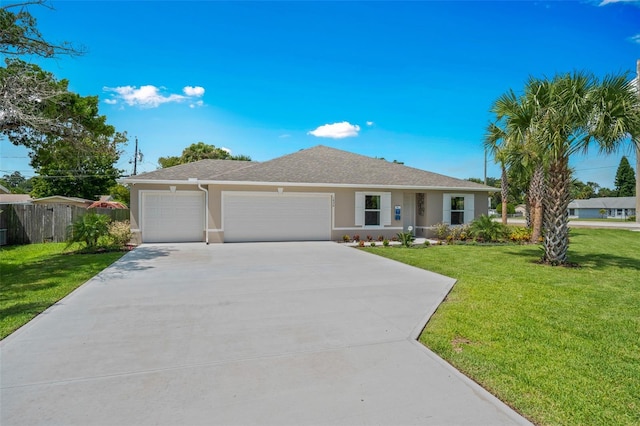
[142,192,204,243]
[223,193,331,243]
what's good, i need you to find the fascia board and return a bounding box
[120,178,495,192]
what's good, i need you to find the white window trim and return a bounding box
[443,193,475,225]
[355,192,391,228]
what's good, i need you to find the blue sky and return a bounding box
[1,0,639,188]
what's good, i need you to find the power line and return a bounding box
[573,165,618,171]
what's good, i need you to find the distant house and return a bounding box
[87,201,127,209]
[568,197,636,219]
[0,194,33,204]
[32,196,94,208]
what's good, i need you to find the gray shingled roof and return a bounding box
[128,159,255,181]
[568,197,636,209]
[123,145,494,190]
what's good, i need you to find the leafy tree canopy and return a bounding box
[28,95,127,200]
[1,2,88,147]
[109,184,130,206]
[1,2,126,200]
[158,142,251,168]
[614,156,636,197]
[0,171,33,193]
[1,1,84,58]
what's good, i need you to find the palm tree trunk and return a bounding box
[543,157,571,265]
[501,164,508,225]
[524,195,531,228]
[529,164,545,243]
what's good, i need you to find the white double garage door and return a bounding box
[141,191,332,243]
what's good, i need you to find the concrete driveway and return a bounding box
[1,242,531,425]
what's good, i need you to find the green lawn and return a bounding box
[364,229,640,426]
[0,243,126,340]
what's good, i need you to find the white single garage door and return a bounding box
[223,192,332,242]
[142,191,204,243]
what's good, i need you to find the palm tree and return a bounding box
[487,86,544,240]
[531,72,640,265]
[485,123,510,225]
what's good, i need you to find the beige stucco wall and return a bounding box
[208,184,406,242]
[417,190,490,237]
[130,182,490,243]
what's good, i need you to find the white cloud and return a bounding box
[308,121,361,139]
[104,98,117,105]
[103,84,206,108]
[183,86,205,97]
[220,146,232,154]
[366,121,374,126]
[102,85,184,108]
[630,34,640,44]
[279,134,291,138]
[599,0,637,5]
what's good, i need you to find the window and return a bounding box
[355,192,391,227]
[569,209,575,216]
[443,193,474,225]
[450,196,464,225]
[365,195,381,226]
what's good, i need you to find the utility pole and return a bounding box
[484,148,487,186]
[133,137,139,176]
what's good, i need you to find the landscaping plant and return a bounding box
[468,214,506,242]
[107,220,132,248]
[396,231,415,248]
[67,213,111,251]
[434,222,450,240]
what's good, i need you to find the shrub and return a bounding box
[396,232,415,248]
[107,220,132,248]
[496,203,516,215]
[377,235,384,242]
[449,224,470,241]
[508,226,532,243]
[358,240,365,247]
[67,213,111,251]
[423,240,431,247]
[434,222,450,240]
[342,234,351,243]
[627,215,636,222]
[382,239,390,247]
[370,242,376,247]
[469,215,507,242]
[366,235,373,242]
[353,234,360,242]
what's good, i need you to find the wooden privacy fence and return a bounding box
[0,204,130,246]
